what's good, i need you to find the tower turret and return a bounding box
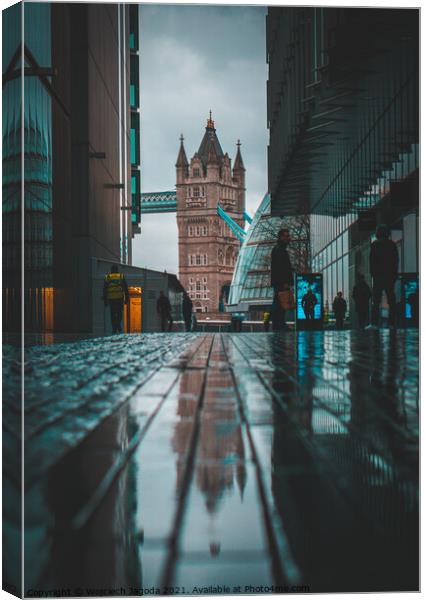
[232,140,245,182]
[232,140,245,212]
[176,134,189,184]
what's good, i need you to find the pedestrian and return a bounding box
[103,264,129,334]
[157,290,173,332]
[301,287,317,320]
[270,228,293,331]
[332,291,347,330]
[182,292,193,332]
[367,224,398,329]
[263,311,271,332]
[352,273,371,329]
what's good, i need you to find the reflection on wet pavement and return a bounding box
[4,330,418,594]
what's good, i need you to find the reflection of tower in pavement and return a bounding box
[172,363,246,552]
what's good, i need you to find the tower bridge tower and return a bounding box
[176,114,245,317]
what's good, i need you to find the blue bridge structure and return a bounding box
[141,190,252,242]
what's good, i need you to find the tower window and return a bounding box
[196,281,201,291]
[202,225,208,236]
[225,247,233,266]
[193,186,200,197]
[188,226,193,236]
[193,168,200,177]
[196,255,201,265]
[203,254,208,265]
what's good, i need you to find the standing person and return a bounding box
[301,287,317,320]
[368,224,399,329]
[270,228,293,332]
[332,292,347,330]
[263,311,271,332]
[157,290,173,332]
[352,273,371,329]
[103,264,129,334]
[182,292,193,332]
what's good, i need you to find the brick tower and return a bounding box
[176,114,245,317]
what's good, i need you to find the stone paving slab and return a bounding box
[2,330,419,594]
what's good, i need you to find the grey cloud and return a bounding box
[134,4,267,275]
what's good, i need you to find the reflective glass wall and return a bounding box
[267,8,419,321]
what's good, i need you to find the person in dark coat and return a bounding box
[157,290,173,332]
[301,288,317,320]
[182,292,193,332]
[270,228,293,331]
[103,264,129,334]
[352,273,371,329]
[332,292,347,330]
[368,224,398,329]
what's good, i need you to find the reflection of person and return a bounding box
[157,290,173,332]
[407,288,419,326]
[301,288,317,319]
[231,313,244,332]
[352,273,371,329]
[368,224,398,329]
[332,292,347,329]
[103,264,129,334]
[270,228,293,331]
[182,292,193,332]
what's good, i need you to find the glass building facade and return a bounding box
[3,3,54,331]
[3,3,141,333]
[267,8,419,322]
[227,194,309,315]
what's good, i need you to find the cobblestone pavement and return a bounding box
[3,330,419,594]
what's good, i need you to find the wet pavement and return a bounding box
[4,330,419,594]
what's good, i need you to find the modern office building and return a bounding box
[227,193,310,317]
[3,2,143,333]
[176,115,246,316]
[266,8,419,319]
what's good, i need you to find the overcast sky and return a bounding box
[132,4,268,273]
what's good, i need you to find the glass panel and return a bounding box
[130,112,140,165]
[343,254,349,299]
[130,54,139,109]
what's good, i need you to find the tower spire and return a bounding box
[233,139,245,172]
[176,133,188,169]
[207,110,215,130]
